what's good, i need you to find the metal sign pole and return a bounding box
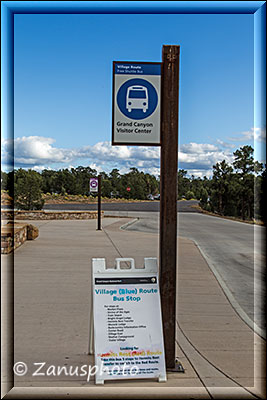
[159,45,180,370]
[97,175,101,231]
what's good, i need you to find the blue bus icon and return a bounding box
[117,78,158,120]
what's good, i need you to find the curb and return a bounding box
[119,218,139,231]
[190,237,266,340]
[109,214,265,340]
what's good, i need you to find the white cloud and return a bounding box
[88,163,102,174]
[2,136,76,166]
[216,139,236,149]
[229,127,266,143]
[253,127,266,142]
[31,165,49,173]
[2,133,260,177]
[180,142,218,153]
[178,142,234,171]
[78,141,160,162]
[186,169,214,179]
[146,167,160,177]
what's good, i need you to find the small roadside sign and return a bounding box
[112,61,161,146]
[91,257,166,384]
[90,178,98,193]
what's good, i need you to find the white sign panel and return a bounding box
[92,257,166,384]
[90,178,98,193]
[112,62,161,145]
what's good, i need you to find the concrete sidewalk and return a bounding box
[1,217,266,399]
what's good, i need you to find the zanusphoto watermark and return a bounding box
[13,361,139,382]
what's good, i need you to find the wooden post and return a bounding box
[97,175,101,230]
[160,45,180,369]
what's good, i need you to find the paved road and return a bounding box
[6,199,265,334]
[125,212,266,335]
[3,218,262,396]
[43,200,200,212]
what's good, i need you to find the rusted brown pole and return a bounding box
[160,45,180,369]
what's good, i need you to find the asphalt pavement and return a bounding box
[43,200,200,212]
[3,199,265,336]
[1,217,265,398]
[9,199,266,335]
[123,212,266,337]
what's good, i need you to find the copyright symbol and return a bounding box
[13,361,28,376]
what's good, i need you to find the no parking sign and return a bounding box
[112,62,161,145]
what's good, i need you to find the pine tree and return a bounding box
[14,169,44,210]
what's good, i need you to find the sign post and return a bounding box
[111,46,180,372]
[97,175,101,231]
[159,45,180,370]
[90,177,101,231]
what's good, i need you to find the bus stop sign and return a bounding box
[90,178,98,193]
[112,62,161,146]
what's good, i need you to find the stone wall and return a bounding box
[1,223,29,254]
[1,210,103,220]
[1,210,102,253]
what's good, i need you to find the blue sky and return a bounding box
[2,8,265,177]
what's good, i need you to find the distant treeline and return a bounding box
[1,145,266,222]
